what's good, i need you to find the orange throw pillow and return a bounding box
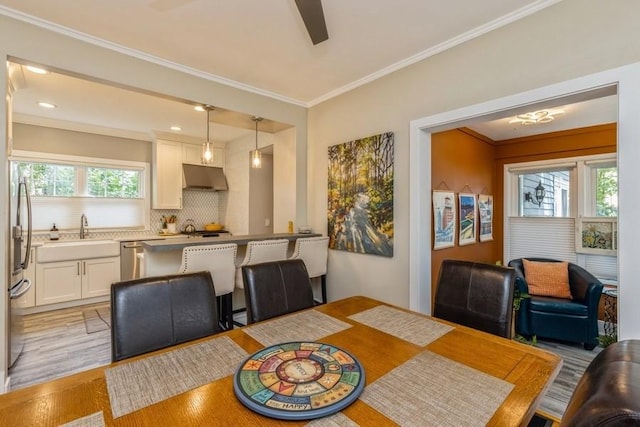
[523,259,572,299]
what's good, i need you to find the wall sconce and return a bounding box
[524,180,546,206]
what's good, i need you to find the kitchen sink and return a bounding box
[37,239,120,263]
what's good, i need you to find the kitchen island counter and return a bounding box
[139,233,321,278]
[140,232,320,252]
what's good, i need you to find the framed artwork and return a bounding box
[576,217,617,256]
[478,194,494,242]
[458,193,477,246]
[432,190,456,250]
[327,132,394,257]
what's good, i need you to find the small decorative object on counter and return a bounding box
[49,223,59,241]
[161,215,178,234]
[288,220,294,233]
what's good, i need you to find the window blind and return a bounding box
[31,197,146,231]
[508,217,576,263]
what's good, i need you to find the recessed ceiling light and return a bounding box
[170,126,182,131]
[37,101,56,109]
[26,65,49,75]
[194,106,205,112]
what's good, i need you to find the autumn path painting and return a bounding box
[328,132,394,257]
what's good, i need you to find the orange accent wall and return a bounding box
[431,129,499,296]
[431,124,616,308]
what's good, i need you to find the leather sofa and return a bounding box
[562,340,640,426]
[508,258,603,350]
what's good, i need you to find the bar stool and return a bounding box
[234,239,289,326]
[178,243,238,330]
[289,236,329,304]
[235,239,290,289]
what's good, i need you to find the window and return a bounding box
[506,155,618,280]
[594,165,617,217]
[16,162,75,196]
[12,154,149,231]
[517,169,571,217]
[87,167,140,198]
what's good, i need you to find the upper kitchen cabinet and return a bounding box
[152,139,183,209]
[182,142,225,168]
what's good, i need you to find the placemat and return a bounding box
[60,411,105,427]
[360,350,514,426]
[348,305,453,346]
[105,336,248,418]
[243,309,352,347]
[306,412,359,426]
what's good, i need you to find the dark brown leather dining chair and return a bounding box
[242,259,315,324]
[110,271,222,362]
[433,259,516,339]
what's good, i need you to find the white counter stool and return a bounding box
[234,239,289,326]
[178,243,238,330]
[235,239,290,289]
[289,236,329,304]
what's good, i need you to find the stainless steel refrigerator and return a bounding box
[8,165,32,367]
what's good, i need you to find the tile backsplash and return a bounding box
[151,190,225,232]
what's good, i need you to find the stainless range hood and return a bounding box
[182,164,228,191]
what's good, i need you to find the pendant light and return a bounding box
[201,105,214,164]
[251,116,263,169]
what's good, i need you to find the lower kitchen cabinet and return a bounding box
[82,257,121,298]
[35,256,120,305]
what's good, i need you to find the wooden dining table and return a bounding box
[0,296,561,426]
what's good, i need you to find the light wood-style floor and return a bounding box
[8,304,600,421]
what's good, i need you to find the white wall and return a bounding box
[307,0,640,315]
[224,130,296,235]
[273,127,296,233]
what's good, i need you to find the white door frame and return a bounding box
[409,62,640,341]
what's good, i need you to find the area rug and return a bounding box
[82,307,111,334]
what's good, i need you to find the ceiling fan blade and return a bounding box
[295,0,329,45]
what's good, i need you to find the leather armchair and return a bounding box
[508,258,603,350]
[562,340,640,426]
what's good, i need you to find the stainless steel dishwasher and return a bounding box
[120,241,145,280]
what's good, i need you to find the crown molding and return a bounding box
[2,0,561,109]
[307,0,562,107]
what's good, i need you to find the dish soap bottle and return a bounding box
[49,224,59,241]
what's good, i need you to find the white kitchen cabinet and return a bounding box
[14,247,36,309]
[81,257,120,298]
[36,260,82,305]
[152,139,183,209]
[35,256,120,305]
[182,142,225,168]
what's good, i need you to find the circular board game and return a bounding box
[233,342,365,420]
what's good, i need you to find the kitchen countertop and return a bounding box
[140,232,321,252]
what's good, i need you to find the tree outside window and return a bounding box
[596,166,617,217]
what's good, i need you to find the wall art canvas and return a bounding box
[432,190,456,250]
[458,193,477,246]
[478,194,494,242]
[328,132,394,257]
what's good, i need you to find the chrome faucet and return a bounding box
[80,213,89,239]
